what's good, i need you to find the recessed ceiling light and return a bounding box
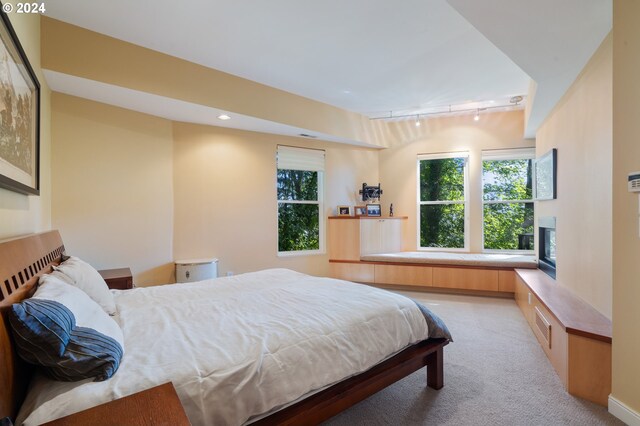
[217,114,231,120]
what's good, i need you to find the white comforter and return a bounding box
[17,269,430,425]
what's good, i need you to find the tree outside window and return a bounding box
[418,155,468,249]
[277,169,321,253]
[482,153,534,251]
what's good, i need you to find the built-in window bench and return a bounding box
[329,251,537,294]
[514,268,611,406]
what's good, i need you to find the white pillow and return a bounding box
[35,274,124,349]
[54,256,117,315]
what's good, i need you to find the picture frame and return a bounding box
[354,205,366,216]
[337,205,352,216]
[535,148,557,201]
[0,6,40,195]
[366,203,381,217]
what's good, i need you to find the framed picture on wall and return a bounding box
[535,148,557,200]
[354,205,366,216]
[0,7,40,195]
[366,204,381,217]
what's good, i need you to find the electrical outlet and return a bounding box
[226,271,234,277]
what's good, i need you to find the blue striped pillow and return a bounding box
[9,299,123,381]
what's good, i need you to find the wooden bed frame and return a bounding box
[0,230,449,424]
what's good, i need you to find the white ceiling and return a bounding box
[43,0,611,141]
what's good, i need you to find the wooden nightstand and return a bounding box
[41,382,190,426]
[98,267,134,290]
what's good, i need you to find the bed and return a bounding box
[0,231,451,425]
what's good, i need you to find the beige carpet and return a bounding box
[323,291,622,426]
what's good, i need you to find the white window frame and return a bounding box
[416,152,470,252]
[276,146,325,257]
[481,148,536,254]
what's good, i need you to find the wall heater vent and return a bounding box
[534,306,552,349]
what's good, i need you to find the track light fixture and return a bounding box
[370,97,525,123]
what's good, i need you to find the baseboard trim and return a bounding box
[609,395,640,425]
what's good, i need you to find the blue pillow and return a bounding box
[9,299,123,382]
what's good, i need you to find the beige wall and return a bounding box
[51,94,174,286]
[173,123,378,277]
[41,18,386,148]
[612,0,640,417]
[535,35,613,319]
[379,111,533,252]
[0,14,51,239]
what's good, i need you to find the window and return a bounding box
[276,146,324,255]
[418,153,469,250]
[482,149,535,252]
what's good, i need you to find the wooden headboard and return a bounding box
[0,230,65,421]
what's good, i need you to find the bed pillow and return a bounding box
[54,256,117,315]
[8,275,124,382]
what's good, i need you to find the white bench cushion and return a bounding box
[361,251,538,269]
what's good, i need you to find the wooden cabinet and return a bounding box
[328,216,406,283]
[432,267,499,291]
[328,216,406,260]
[98,267,133,290]
[514,269,611,406]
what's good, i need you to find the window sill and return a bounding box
[277,249,326,258]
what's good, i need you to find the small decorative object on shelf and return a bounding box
[354,205,366,216]
[337,205,352,216]
[359,183,383,202]
[389,203,394,217]
[366,204,382,217]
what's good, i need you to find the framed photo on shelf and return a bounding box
[354,205,366,216]
[366,204,381,217]
[535,148,557,200]
[337,205,352,216]
[0,9,40,195]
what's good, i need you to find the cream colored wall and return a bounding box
[173,123,378,277]
[611,0,640,417]
[0,14,51,239]
[51,94,174,286]
[379,111,533,252]
[535,34,612,319]
[41,18,386,148]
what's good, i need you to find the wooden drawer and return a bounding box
[432,267,499,291]
[374,264,432,287]
[329,262,374,283]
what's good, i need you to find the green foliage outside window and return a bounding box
[419,158,466,248]
[277,169,320,252]
[483,159,534,250]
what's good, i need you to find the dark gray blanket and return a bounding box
[412,299,453,341]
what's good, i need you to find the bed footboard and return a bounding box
[254,337,449,426]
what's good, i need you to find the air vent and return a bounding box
[534,306,552,349]
[298,133,317,139]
